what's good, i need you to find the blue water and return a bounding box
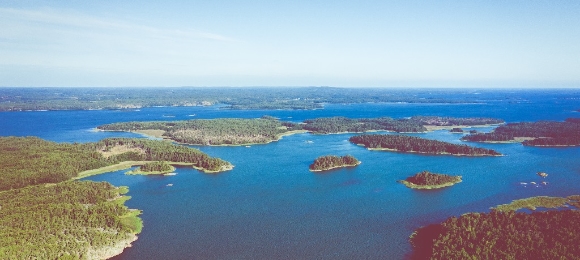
[1,89,579,259]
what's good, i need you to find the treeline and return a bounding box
[401,171,461,187]
[409,210,580,259]
[303,117,426,133]
[139,161,173,172]
[99,117,302,145]
[0,137,232,191]
[309,155,360,171]
[0,87,482,112]
[349,134,502,156]
[462,119,580,146]
[0,181,141,259]
[409,116,504,126]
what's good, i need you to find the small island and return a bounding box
[126,161,175,175]
[398,170,462,189]
[309,155,361,172]
[449,127,464,133]
[349,134,502,156]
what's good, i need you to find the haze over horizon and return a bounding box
[1,1,579,88]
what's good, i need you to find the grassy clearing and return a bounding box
[120,209,143,234]
[75,161,202,179]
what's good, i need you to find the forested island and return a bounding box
[349,134,502,156]
[409,195,580,259]
[309,155,361,172]
[0,87,485,112]
[398,171,462,189]
[98,116,504,146]
[98,117,305,146]
[303,116,503,134]
[461,118,580,146]
[303,117,426,133]
[126,161,175,175]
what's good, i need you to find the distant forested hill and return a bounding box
[0,87,484,111]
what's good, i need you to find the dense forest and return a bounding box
[98,117,303,145]
[139,161,173,172]
[461,119,580,146]
[409,116,504,126]
[349,134,502,156]
[309,155,360,171]
[399,171,462,189]
[0,181,141,259]
[0,87,483,111]
[409,209,580,259]
[0,137,232,191]
[303,117,426,133]
[131,161,175,174]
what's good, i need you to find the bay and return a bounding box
[1,89,579,259]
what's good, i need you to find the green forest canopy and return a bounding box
[409,209,580,259]
[400,170,462,187]
[0,136,232,191]
[0,181,142,259]
[309,155,360,171]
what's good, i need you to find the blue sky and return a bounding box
[1,1,579,87]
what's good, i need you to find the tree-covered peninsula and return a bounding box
[399,171,462,189]
[461,118,580,146]
[98,117,305,146]
[0,137,232,191]
[409,195,580,259]
[0,136,234,259]
[309,155,361,172]
[349,134,502,156]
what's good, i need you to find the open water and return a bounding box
[1,89,579,259]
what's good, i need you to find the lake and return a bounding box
[1,89,579,259]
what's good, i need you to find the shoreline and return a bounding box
[75,161,233,179]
